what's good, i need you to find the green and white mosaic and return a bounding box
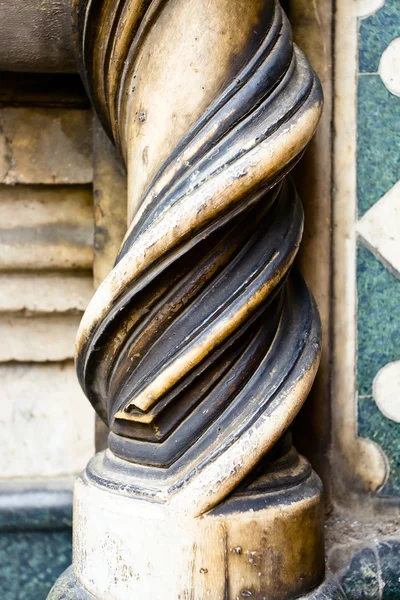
[356,0,400,495]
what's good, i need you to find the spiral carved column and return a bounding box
[50,1,329,598]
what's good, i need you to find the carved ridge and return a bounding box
[73,0,323,515]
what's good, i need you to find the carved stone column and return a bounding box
[50,1,340,598]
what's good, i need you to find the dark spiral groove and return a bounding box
[73,0,323,510]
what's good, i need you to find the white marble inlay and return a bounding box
[357,0,385,18]
[373,361,400,423]
[379,37,400,97]
[357,180,400,278]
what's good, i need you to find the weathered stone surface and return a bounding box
[0,185,93,270]
[72,459,324,600]
[48,568,347,600]
[0,273,93,314]
[0,362,94,478]
[92,119,126,448]
[48,567,95,600]
[0,108,92,184]
[92,118,127,288]
[288,0,334,502]
[75,0,323,519]
[0,315,81,361]
[0,0,75,73]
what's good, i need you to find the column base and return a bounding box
[48,566,346,599]
[48,567,94,600]
[49,445,328,600]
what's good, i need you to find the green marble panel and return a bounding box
[357,244,400,495]
[0,530,72,600]
[357,244,400,397]
[339,539,400,599]
[0,487,73,599]
[359,0,400,73]
[359,396,400,495]
[340,545,380,599]
[357,75,400,217]
[379,539,400,598]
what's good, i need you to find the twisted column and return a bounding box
[59,1,325,598]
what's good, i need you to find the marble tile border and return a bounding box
[332,0,388,499]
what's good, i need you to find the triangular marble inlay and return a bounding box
[357,179,400,279]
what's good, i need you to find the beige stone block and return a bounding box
[0,314,80,361]
[0,362,94,478]
[0,108,92,184]
[0,273,93,314]
[0,185,94,270]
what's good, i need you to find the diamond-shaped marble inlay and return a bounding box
[357,179,400,278]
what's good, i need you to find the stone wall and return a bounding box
[0,74,95,598]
